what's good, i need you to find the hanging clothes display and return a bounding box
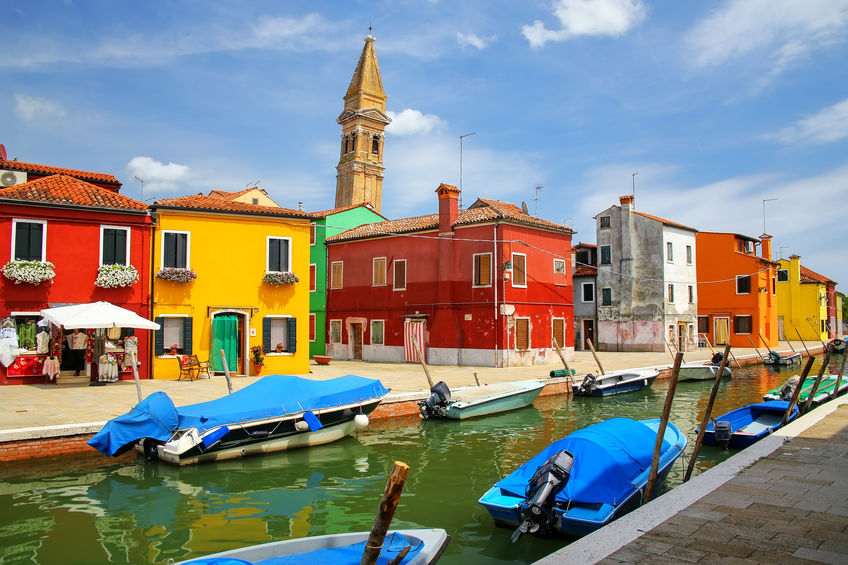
[36,331,50,354]
[17,321,37,349]
[98,354,119,383]
[42,356,60,381]
[123,336,139,369]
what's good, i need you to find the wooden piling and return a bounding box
[662,337,677,363]
[829,353,848,401]
[411,339,434,389]
[473,371,481,387]
[700,333,716,355]
[806,318,827,349]
[783,357,815,425]
[746,335,766,362]
[803,349,831,413]
[552,338,573,377]
[220,349,233,395]
[684,344,731,483]
[128,351,143,403]
[785,340,797,354]
[361,461,410,565]
[795,328,811,357]
[645,351,682,501]
[586,339,605,376]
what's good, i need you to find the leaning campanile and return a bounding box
[334,34,390,213]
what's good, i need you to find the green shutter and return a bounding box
[287,317,297,353]
[182,318,193,355]
[263,317,271,352]
[154,317,164,356]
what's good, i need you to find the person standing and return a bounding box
[71,329,88,376]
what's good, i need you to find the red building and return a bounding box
[0,164,152,385]
[325,184,574,367]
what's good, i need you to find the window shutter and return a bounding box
[154,317,164,356]
[263,317,271,352]
[553,320,564,349]
[287,317,297,353]
[182,318,193,355]
[103,229,116,264]
[516,319,529,349]
[479,254,490,285]
[116,229,127,264]
[394,260,406,288]
[310,265,316,291]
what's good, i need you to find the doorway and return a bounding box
[582,319,594,351]
[351,323,363,360]
[212,313,245,374]
[714,317,730,346]
[778,316,784,341]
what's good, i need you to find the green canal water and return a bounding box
[0,355,842,565]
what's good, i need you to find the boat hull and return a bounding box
[677,364,732,382]
[441,381,545,420]
[763,375,848,406]
[763,352,802,365]
[176,528,450,565]
[572,370,658,396]
[699,401,797,449]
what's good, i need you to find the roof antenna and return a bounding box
[533,185,542,216]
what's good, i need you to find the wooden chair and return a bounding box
[192,355,212,379]
[177,355,197,381]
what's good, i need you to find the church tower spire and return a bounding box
[335,33,390,213]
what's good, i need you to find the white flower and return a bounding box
[2,260,56,284]
[95,264,139,288]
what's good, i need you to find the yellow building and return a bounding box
[776,254,836,342]
[150,190,312,378]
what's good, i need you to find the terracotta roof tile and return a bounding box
[576,242,597,248]
[0,174,145,211]
[800,265,836,285]
[574,265,597,276]
[309,202,386,219]
[151,193,313,218]
[208,187,267,200]
[0,158,120,186]
[633,210,696,232]
[327,198,573,243]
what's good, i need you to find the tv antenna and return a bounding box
[134,176,144,203]
[459,132,476,208]
[762,198,777,234]
[246,180,261,188]
[533,185,542,216]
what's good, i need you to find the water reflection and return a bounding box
[0,354,841,564]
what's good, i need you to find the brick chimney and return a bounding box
[436,183,460,235]
[759,233,772,261]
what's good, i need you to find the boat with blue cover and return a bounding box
[88,374,390,465]
[697,400,798,449]
[176,529,450,565]
[478,418,687,539]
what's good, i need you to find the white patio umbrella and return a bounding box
[40,301,160,330]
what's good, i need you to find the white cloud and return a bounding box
[766,98,848,144]
[687,0,848,81]
[127,156,191,193]
[385,109,446,136]
[456,32,495,50]
[13,94,67,123]
[522,0,646,48]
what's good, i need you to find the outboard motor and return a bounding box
[714,420,733,448]
[511,450,574,543]
[579,374,596,394]
[711,352,724,366]
[418,381,451,419]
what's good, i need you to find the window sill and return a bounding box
[267,352,293,357]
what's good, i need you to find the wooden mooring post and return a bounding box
[645,351,682,501]
[746,335,766,362]
[803,348,832,414]
[361,461,410,565]
[220,349,234,395]
[830,353,848,401]
[128,351,143,403]
[411,338,434,389]
[662,337,677,364]
[795,328,812,357]
[684,344,731,483]
[586,339,605,376]
[806,318,827,349]
[701,334,740,368]
[783,357,815,425]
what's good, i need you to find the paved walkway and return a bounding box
[539,394,848,564]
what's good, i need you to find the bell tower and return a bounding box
[335,34,390,213]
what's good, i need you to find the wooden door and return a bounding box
[582,319,594,350]
[351,323,363,360]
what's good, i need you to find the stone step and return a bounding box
[55,374,91,385]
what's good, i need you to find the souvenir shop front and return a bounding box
[0,302,159,386]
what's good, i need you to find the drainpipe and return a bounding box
[493,221,499,367]
[148,209,156,380]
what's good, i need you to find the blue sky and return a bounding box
[5,1,848,286]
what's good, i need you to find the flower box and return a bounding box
[95,264,139,288]
[263,272,299,285]
[155,267,198,283]
[2,260,56,285]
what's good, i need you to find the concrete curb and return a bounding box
[535,394,848,564]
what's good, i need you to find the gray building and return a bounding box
[572,243,597,351]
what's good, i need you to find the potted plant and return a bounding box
[155,267,198,283]
[2,260,56,285]
[95,264,139,288]
[251,345,265,374]
[263,272,299,285]
[168,344,179,356]
[275,342,284,353]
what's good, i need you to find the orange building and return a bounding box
[696,232,778,349]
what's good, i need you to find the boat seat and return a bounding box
[740,414,782,435]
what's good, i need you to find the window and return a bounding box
[698,316,709,334]
[686,245,693,265]
[772,277,776,295]
[309,314,316,342]
[668,284,674,303]
[329,320,342,343]
[600,216,610,228]
[582,282,595,302]
[12,219,46,261]
[159,317,191,356]
[512,253,527,287]
[515,318,530,350]
[777,269,788,282]
[330,261,343,289]
[372,257,386,286]
[688,285,694,303]
[372,135,380,155]
[370,320,384,345]
[554,259,566,276]
[310,223,316,246]
[601,287,612,306]
[309,264,316,292]
[552,319,565,350]
[269,318,290,352]
[394,259,406,290]
[473,253,492,286]
[736,275,751,294]
[600,245,611,265]
[737,239,753,254]
[267,237,291,272]
[162,231,189,269]
[734,315,752,334]
[101,226,130,266]
[666,242,673,262]
[251,198,259,205]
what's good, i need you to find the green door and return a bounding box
[212,314,239,372]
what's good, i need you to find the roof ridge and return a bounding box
[0,174,145,211]
[0,158,120,185]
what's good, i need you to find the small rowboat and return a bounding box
[572,369,658,396]
[418,380,544,420]
[698,401,798,449]
[763,351,802,365]
[177,529,450,564]
[762,375,848,406]
[676,362,732,382]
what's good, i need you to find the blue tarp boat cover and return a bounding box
[183,531,423,565]
[496,418,669,506]
[88,375,389,457]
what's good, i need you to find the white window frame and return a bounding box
[309,263,317,292]
[266,236,293,273]
[514,317,531,350]
[581,281,595,303]
[372,256,387,287]
[686,245,693,265]
[668,284,674,303]
[777,269,789,282]
[329,319,343,343]
[472,252,492,288]
[99,225,131,267]
[688,285,695,304]
[666,241,673,263]
[159,314,190,358]
[310,222,316,246]
[393,259,407,291]
[160,230,191,270]
[309,313,316,342]
[511,252,527,288]
[734,315,753,335]
[330,261,344,290]
[370,319,385,345]
[266,314,293,356]
[736,275,751,295]
[11,218,47,262]
[553,259,566,276]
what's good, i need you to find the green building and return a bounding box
[309,203,385,357]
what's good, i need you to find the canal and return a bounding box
[0,355,842,564]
